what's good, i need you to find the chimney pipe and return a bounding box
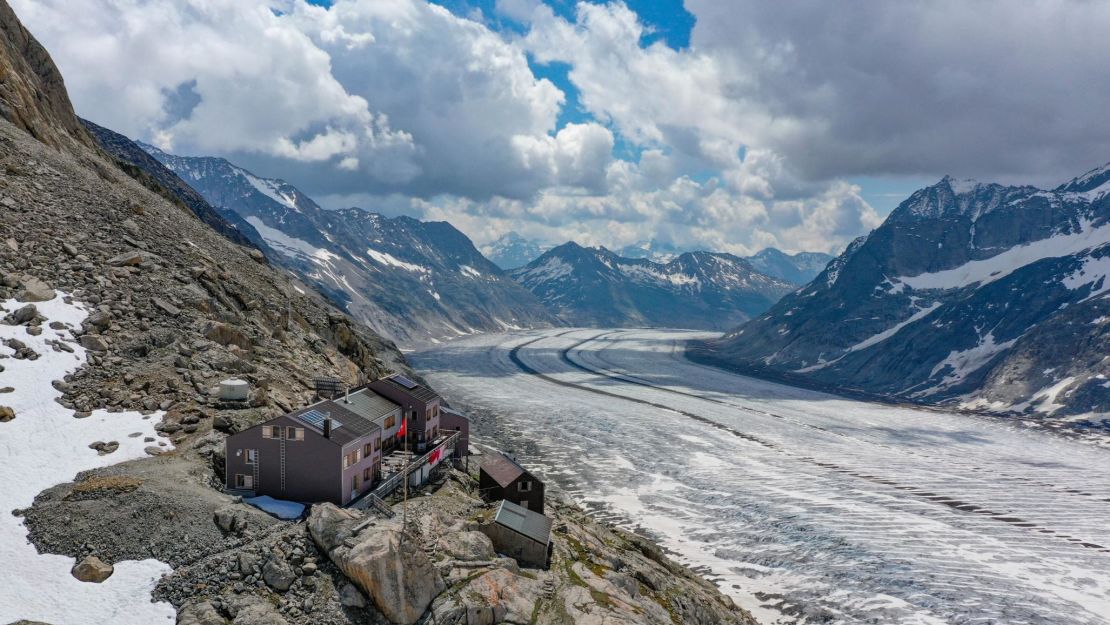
[344,384,350,403]
[323,417,332,439]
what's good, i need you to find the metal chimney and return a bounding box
[323,416,332,439]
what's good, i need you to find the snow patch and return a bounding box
[244,496,305,520]
[898,220,1110,291]
[846,303,941,353]
[239,169,298,210]
[245,217,322,261]
[1032,377,1077,414]
[1062,249,1110,300]
[518,257,574,283]
[366,248,429,273]
[0,293,175,625]
[921,331,1017,395]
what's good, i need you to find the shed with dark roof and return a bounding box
[479,452,544,513]
[480,500,552,569]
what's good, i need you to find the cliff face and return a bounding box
[0,1,94,151]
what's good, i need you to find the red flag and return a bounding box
[397,416,407,437]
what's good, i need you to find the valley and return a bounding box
[413,328,1110,625]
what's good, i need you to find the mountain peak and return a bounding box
[940,175,983,195]
[1056,161,1110,197]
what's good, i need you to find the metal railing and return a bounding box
[350,431,460,509]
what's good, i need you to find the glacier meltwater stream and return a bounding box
[411,328,1110,625]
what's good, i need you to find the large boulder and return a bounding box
[213,505,249,535]
[308,503,445,625]
[3,303,36,325]
[177,601,225,625]
[70,555,113,583]
[262,557,296,592]
[437,531,496,561]
[226,595,288,625]
[15,275,53,302]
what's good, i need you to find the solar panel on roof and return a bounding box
[296,409,341,430]
[392,374,419,389]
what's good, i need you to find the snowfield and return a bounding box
[412,328,1110,625]
[0,293,175,625]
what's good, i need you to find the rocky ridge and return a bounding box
[744,248,833,285]
[511,242,796,330]
[693,173,1110,421]
[139,146,556,347]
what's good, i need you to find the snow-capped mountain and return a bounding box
[692,171,1110,418]
[510,242,795,329]
[617,239,687,264]
[142,146,555,346]
[746,248,834,285]
[481,232,551,270]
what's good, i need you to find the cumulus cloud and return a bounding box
[14,0,960,256]
[532,0,1110,187]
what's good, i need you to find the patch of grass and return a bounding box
[68,475,143,497]
[564,535,608,578]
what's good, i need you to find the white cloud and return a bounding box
[11,0,894,256]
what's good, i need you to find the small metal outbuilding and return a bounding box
[480,499,553,569]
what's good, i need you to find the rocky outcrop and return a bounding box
[176,601,225,625]
[0,0,96,151]
[431,567,542,624]
[308,503,445,624]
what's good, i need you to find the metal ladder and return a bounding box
[252,449,260,491]
[279,437,287,493]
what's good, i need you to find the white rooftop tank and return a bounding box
[218,379,250,401]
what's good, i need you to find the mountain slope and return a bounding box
[692,173,1110,419]
[81,119,263,250]
[746,248,833,284]
[511,242,795,329]
[140,147,555,346]
[0,1,95,152]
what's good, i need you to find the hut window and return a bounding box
[518,480,532,492]
[287,427,304,441]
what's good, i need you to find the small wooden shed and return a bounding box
[481,500,553,569]
[479,452,545,513]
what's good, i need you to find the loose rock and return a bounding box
[71,555,113,583]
